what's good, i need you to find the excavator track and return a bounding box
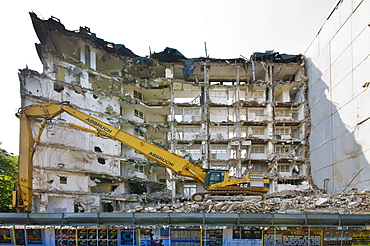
[192,190,264,202]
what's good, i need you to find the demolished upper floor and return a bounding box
[29,12,306,94]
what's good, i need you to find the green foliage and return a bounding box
[0,147,18,212]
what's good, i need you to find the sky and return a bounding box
[0,0,338,155]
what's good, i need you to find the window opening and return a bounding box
[102,201,113,212]
[59,176,67,184]
[135,165,145,173]
[183,184,197,197]
[94,146,102,152]
[251,145,265,154]
[212,108,227,116]
[134,109,144,119]
[275,127,291,135]
[133,90,143,100]
[134,127,144,137]
[74,202,85,213]
[276,145,292,155]
[251,90,265,98]
[252,127,265,135]
[278,164,291,172]
[249,108,264,116]
[251,165,265,173]
[85,45,91,68]
[275,109,291,117]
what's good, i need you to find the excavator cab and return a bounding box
[203,169,226,189]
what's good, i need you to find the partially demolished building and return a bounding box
[19,12,309,213]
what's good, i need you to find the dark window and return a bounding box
[134,127,144,137]
[85,45,91,67]
[102,202,113,212]
[134,109,144,119]
[94,146,102,152]
[60,176,67,184]
[133,90,143,100]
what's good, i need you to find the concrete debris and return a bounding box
[314,197,329,206]
[142,190,173,203]
[88,179,97,187]
[124,189,370,214]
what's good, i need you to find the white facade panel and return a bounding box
[353,57,370,98]
[331,74,353,110]
[314,45,331,75]
[312,164,334,192]
[309,117,332,151]
[308,78,328,109]
[352,28,370,69]
[357,117,370,156]
[332,157,360,191]
[310,97,332,128]
[351,0,370,39]
[48,197,74,213]
[305,38,319,63]
[332,130,361,164]
[311,141,333,171]
[339,0,353,25]
[330,18,352,63]
[331,46,352,88]
[318,10,340,54]
[331,105,356,139]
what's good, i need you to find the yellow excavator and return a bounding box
[13,102,269,212]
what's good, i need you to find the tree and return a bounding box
[0,144,18,212]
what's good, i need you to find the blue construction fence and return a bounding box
[0,227,368,245]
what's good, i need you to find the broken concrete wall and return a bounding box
[305,0,370,193]
[19,14,141,213]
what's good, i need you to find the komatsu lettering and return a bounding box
[148,152,174,166]
[85,118,113,133]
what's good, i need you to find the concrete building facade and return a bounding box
[19,13,309,213]
[305,0,370,193]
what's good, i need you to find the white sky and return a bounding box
[0,0,338,155]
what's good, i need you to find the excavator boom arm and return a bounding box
[15,102,206,211]
[61,104,206,183]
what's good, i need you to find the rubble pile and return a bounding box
[143,190,173,203]
[123,189,370,214]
